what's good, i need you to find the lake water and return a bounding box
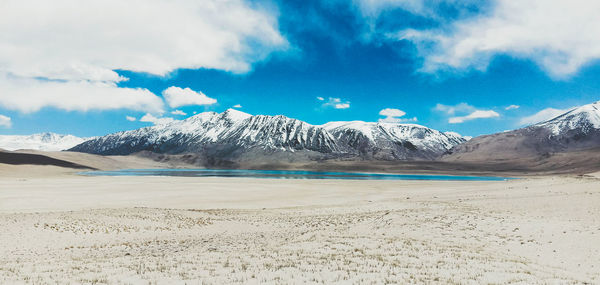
[80,169,511,181]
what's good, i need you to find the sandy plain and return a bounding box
[0,165,599,284]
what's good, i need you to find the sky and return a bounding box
[1,0,600,137]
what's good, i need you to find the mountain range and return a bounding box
[0,132,86,151]
[69,109,467,163]
[3,100,599,172]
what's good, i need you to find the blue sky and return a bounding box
[1,0,599,137]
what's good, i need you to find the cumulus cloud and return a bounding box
[0,75,164,113]
[162,87,217,108]
[125,116,137,122]
[449,110,499,124]
[139,113,176,126]
[0,115,11,128]
[170,110,187,116]
[233,104,243,108]
[378,108,417,123]
[0,0,285,113]
[320,97,351,109]
[396,0,600,78]
[505,105,520,110]
[518,107,571,126]
[379,108,406,118]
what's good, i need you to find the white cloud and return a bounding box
[233,104,243,108]
[518,107,571,126]
[378,107,417,123]
[0,115,11,128]
[170,110,187,116]
[353,0,438,18]
[1,0,285,78]
[335,103,350,109]
[125,116,136,122]
[397,0,600,78]
[435,102,499,124]
[434,103,475,115]
[505,104,520,110]
[162,87,217,108]
[0,0,285,113]
[0,75,164,113]
[321,97,351,109]
[379,108,406,118]
[140,113,176,126]
[449,110,500,124]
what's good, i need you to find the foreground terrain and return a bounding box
[0,166,599,284]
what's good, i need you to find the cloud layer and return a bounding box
[0,76,164,113]
[394,0,600,78]
[0,0,285,113]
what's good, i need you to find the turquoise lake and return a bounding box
[80,169,511,181]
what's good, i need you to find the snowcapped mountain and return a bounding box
[444,100,600,162]
[70,109,340,158]
[535,101,600,135]
[70,109,467,162]
[0,133,86,151]
[226,115,339,153]
[322,121,466,160]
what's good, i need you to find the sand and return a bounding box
[1,165,599,284]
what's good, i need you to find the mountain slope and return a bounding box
[70,109,466,163]
[70,109,251,155]
[70,109,341,161]
[444,101,600,162]
[323,121,466,160]
[0,133,86,151]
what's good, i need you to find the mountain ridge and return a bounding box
[444,100,600,162]
[69,109,466,162]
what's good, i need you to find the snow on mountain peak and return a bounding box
[535,100,600,135]
[69,110,468,160]
[222,108,252,121]
[0,132,86,151]
[321,120,466,159]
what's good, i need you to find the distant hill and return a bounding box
[0,133,86,151]
[444,101,600,164]
[0,150,93,169]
